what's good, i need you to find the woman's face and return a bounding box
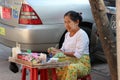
[64,16,79,32]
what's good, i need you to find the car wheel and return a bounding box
[59,30,67,49]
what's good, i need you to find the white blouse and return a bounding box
[60,29,89,58]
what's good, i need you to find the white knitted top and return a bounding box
[60,29,89,58]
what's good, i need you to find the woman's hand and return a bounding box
[47,47,54,53]
[47,47,62,55]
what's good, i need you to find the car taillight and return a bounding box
[19,4,42,25]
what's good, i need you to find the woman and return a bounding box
[48,11,91,80]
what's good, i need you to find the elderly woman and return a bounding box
[48,11,91,80]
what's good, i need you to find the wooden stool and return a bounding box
[77,74,91,80]
[22,66,57,80]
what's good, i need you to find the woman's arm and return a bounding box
[48,47,75,57]
[64,52,75,57]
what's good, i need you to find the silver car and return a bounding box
[0,0,94,52]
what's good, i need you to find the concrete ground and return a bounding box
[0,44,111,80]
[91,61,111,80]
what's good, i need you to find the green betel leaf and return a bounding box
[53,52,66,58]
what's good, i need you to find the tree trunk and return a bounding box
[117,0,120,80]
[89,0,117,80]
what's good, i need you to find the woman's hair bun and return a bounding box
[79,12,82,15]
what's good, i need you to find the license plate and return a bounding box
[0,27,5,35]
[2,7,11,19]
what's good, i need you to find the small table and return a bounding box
[9,57,70,80]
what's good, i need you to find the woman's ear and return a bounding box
[76,20,79,25]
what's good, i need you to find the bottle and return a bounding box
[12,42,21,58]
[12,47,21,58]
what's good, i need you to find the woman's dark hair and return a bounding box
[64,10,83,27]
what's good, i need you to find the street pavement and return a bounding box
[0,44,111,80]
[91,61,111,80]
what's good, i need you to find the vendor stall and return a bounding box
[8,52,70,80]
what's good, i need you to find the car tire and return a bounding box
[59,30,67,49]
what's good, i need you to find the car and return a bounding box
[0,0,94,52]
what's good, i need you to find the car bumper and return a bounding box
[0,23,65,51]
